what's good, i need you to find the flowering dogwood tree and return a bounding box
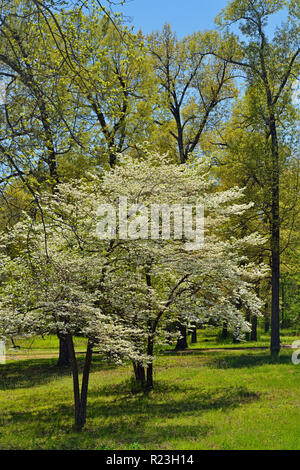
[0,152,268,426]
[0,223,147,429]
[87,153,268,388]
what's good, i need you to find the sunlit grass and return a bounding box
[186,326,299,350]
[4,335,88,358]
[0,348,299,450]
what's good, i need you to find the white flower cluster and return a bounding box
[0,152,268,364]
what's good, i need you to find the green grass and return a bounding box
[186,326,299,350]
[0,347,300,450]
[5,326,298,358]
[5,335,87,358]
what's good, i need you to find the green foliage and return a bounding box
[0,0,299,443]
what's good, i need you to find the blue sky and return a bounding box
[121,0,228,36]
[120,0,287,38]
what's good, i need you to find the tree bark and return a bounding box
[245,310,251,341]
[133,361,146,387]
[264,301,270,333]
[251,315,258,341]
[191,326,197,344]
[174,321,188,350]
[57,334,70,367]
[221,323,228,339]
[269,113,281,356]
[146,337,154,390]
[66,334,93,430]
[76,340,93,430]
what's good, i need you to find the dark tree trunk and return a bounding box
[174,322,188,350]
[67,334,93,430]
[251,316,258,341]
[146,337,154,390]
[191,326,197,344]
[10,337,20,349]
[109,151,116,167]
[233,337,241,344]
[173,107,186,164]
[77,341,93,429]
[269,113,281,356]
[264,295,270,332]
[133,361,146,386]
[270,226,280,355]
[221,323,228,339]
[146,362,153,390]
[57,334,70,367]
[245,310,251,341]
[265,316,270,333]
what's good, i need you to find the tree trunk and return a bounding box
[133,361,146,386]
[245,310,251,341]
[57,334,70,367]
[146,337,154,390]
[174,321,188,350]
[191,326,197,344]
[146,362,153,390]
[77,341,93,429]
[221,323,228,339]
[233,336,241,344]
[251,316,257,341]
[270,223,280,355]
[10,337,20,349]
[265,316,270,333]
[66,334,93,430]
[269,114,281,356]
[264,300,270,332]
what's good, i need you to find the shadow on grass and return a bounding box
[0,355,118,391]
[2,382,261,449]
[207,351,292,369]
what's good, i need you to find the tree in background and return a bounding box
[214,0,299,354]
[148,24,237,163]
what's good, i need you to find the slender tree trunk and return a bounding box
[66,334,80,425]
[77,341,93,429]
[269,114,281,356]
[264,297,269,332]
[66,334,93,430]
[146,337,154,390]
[270,229,280,355]
[265,316,270,333]
[57,334,70,367]
[146,362,153,390]
[173,107,186,164]
[10,337,20,349]
[251,316,258,341]
[245,310,251,341]
[191,326,197,344]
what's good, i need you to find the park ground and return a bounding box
[0,327,299,450]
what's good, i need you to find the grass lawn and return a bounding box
[186,326,299,350]
[4,325,299,357]
[0,345,300,450]
[4,335,88,359]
